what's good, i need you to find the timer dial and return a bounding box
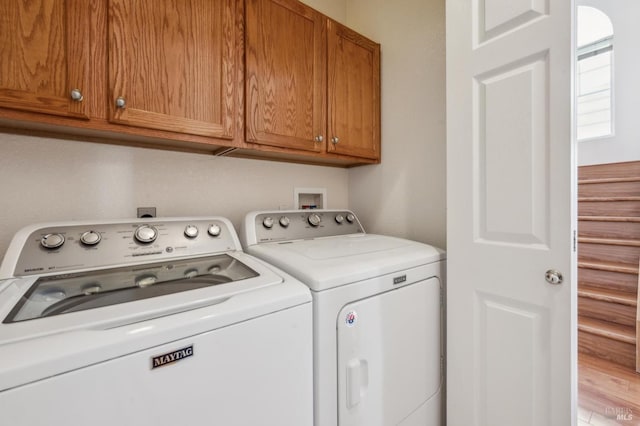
[134,225,158,243]
[308,213,321,227]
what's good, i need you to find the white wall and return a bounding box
[0,134,348,258]
[301,0,346,23]
[345,0,447,249]
[578,0,640,166]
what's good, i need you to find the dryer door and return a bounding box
[337,277,442,426]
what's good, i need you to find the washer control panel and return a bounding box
[9,217,238,277]
[253,210,364,243]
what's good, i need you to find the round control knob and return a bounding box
[308,213,321,227]
[80,230,101,246]
[41,233,65,249]
[262,217,275,229]
[184,225,199,239]
[335,214,344,224]
[346,213,356,223]
[136,274,157,287]
[208,224,222,237]
[134,225,158,244]
[184,268,199,279]
[279,216,290,227]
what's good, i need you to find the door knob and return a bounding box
[545,269,563,285]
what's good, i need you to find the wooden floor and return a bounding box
[579,353,640,425]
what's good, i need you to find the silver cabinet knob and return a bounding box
[70,89,83,102]
[545,269,563,285]
[331,136,339,144]
[115,97,127,109]
[314,135,324,142]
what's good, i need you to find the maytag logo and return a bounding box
[393,274,407,285]
[151,345,194,369]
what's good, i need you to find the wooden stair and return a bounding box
[578,161,640,372]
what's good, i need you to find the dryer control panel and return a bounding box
[2,217,241,278]
[248,210,364,244]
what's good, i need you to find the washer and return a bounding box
[241,210,445,426]
[0,217,312,426]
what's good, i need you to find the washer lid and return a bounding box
[4,254,259,323]
[247,234,445,291]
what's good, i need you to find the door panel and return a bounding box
[0,0,90,119]
[446,0,575,424]
[245,0,325,152]
[327,21,380,160]
[108,0,238,138]
[337,278,442,426]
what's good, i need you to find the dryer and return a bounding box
[0,217,313,426]
[241,210,445,426]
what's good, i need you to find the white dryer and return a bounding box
[0,217,313,426]
[241,210,445,426]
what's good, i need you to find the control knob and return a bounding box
[184,225,199,238]
[335,214,344,224]
[346,213,356,223]
[134,225,158,244]
[208,224,222,237]
[279,216,290,227]
[41,233,65,249]
[262,217,274,229]
[80,230,101,246]
[308,213,321,227]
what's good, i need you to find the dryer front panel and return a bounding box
[337,277,442,426]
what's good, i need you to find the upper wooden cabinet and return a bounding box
[107,0,239,139]
[327,20,380,160]
[245,0,381,162]
[0,0,379,166]
[0,0,91,119]
[245,0,326,153]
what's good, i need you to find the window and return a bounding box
[576,6,613,140]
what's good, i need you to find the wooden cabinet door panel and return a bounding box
[108,0,237,139]
[0,0,90,119]
[328,21,380,160]
[246,0,325,152]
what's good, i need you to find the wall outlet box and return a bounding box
[294,187,326,209]
[137,207,156,218]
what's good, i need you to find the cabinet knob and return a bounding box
[115,97,127,109]
[314,135,324,142]
[70,89,83,102]
[331,136,339,144]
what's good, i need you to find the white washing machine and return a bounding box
[241,210,445,426]
[0,217,313,426]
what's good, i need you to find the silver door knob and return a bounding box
[314,135,324,142]
[115,97,127,109]
[331,136,339,144]
[545,269,563,285]
[70,89,83,102]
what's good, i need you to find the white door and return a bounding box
[337,278,442,425]
[446,0,576,425]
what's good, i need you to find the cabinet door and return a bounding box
[0,0,90,119]
[328,21,380,160]
[246,0,326,152]
[108,0,238,139]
